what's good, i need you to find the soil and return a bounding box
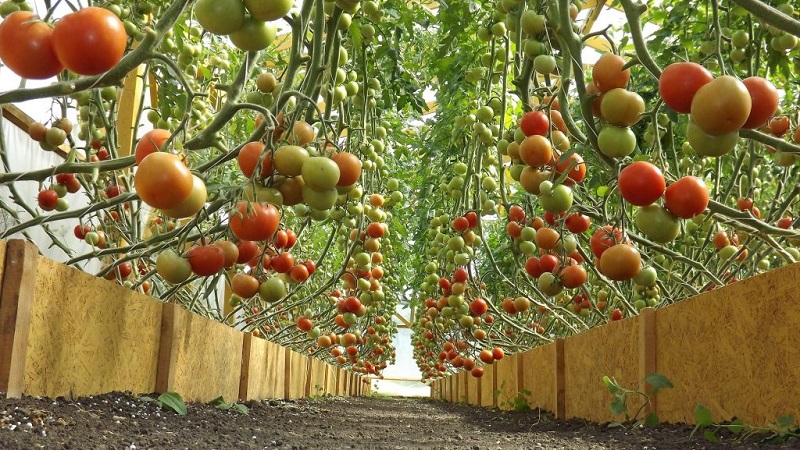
[0,393,795,450]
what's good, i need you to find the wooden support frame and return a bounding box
[1,105,73,159]
[0,240,38,398]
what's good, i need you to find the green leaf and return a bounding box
[602,375,619,393]
[210,396,226,407]
[728,419,744,434]
[607,421,624,428]
[703,430,720,443]
[644,412,660,427]
[138,396,155,403]
[158,392,187,416]
[694,403,713,427]
[233,403,249,415]
[597,185,610,196]
[610,398,627,416]
[777,415,796,428]
[645,373,674,390]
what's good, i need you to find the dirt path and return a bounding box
[0,393,793,449]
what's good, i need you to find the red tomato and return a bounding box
[236,240,260,263]
[228,201,280,241]
[237,142,272,178]
[52,7,128,75]
[453,267,468,282]
[742,76,779,129]
[664,176,709,219]
[520,110,549,136]
[470,298,488,316]
[37,189,59,211]
[271,252,295,273]
[618,161,665,207]
[590,226,627,259]
[187,245,225,276]
[525,256,543,278]
[508,204,526,222]
[565,213,590,233]
[0,12,63,79]
[555,152,586,185]
[135,129,171,165]
[464,211,478,228]
[538,254,559,273]
[452,216,469,232]
[658,62,713,114]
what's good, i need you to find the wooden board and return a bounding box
[480,364,495,407]
[519,343,557,414]
[242,335,285,400]
[287,350,309,399]
[309,358,326,397]
[656,263,800,425]
[325,364,337,395]
[0,240,37,398]
[337,368,347,396]
[159,305,243,402]
[495,354,520,410]
[467,371,480,405]
[563,315,640,423]
[24,255,162,398]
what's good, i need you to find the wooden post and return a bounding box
[239,332,253,401]
[555,338,566,419]
[116,62,145,159]
[155,302,178,393]
[0,240,39,398]
[283,347,291,399]
[304,356,313,397]
[639,307,658,416]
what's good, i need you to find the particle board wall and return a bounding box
[324,364,337,395]
[656,263,800,425]
[24,255,162,398]
[161,305,243,403]
[242,335,285,400]
[519,343,557,413]
[563,315,640,423]
[309,358,326,396]
[494,354,520,410]
[480,364,495,407]
[287,350,309,399]
[467,372,480,405]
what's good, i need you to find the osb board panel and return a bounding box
[520,343,557,413]
[325,365,337,395]
[480,365,495,407]
[495,354,520,411]
[337,368,347,396]
[246,338,285,400]
[453,372,462,403]
[309,359,326,396]
[287,351,309,399]
[24,256,162,397]
[444,376,451,402]
[170,307,243,402]
[564,316,640,423]
[656,263,800,425]
[467,372,480,405]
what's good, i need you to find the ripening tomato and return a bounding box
[52,7,128,75]
[769,116,790,137]
[214,240,239,268]
[237,142,273,179]
[592,53,631,92]
[618,161,665,207]
[519,135,553,167]
[658,62,713,114]
[555,152,586,185]
[135,129,171,165]
[559,264,587,289]
[664,176,709,219]
[187,245,225,276]
[777,217,794,229]
[600,88,645,127]
[232,273,260,298]
[690,76,752,136]
[236,240,260,264]
[331,152,362,187]
[134,152,193,209]
[228,202,280,242]
[565,213,590,233]
[508,204,526,222]
[741,76,779,129]
[600,244,641,281]
[520,110,549,136]
[590,226,627,259]
[0,12,63,79]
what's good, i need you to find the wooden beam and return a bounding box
[117,54,146,159]
[0,240,39,398]
[394,312,412,328]
[1,105,73,160]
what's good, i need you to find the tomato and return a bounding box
[590,225,627,259]
[635,205,680,243]
[538,254,559,273]
[550,110,568,134]
[452,216,469,232]
[465,211,478,228]
[135,129,171,165]
[597,125,636,158]
[244,0,293,21]
[686,120,739,157]
[658,62,714,114]
[187,245,225,276]
[599,244,641,281]
[470,298,488,316]
[559,264,587,289]
[508,204,526,222]
[519,135,553,167]
[135,152,193,209]
[161,175,207,219]
[238,142,273,179]
[273,145,309,177]
[301,157,341,190]
[302,185,338,210]
[543,211,565,226]
[690,76,752,135]
[52,7,127,75]
[229,201,280,241]
[297,316,313,332]
[260,276,286,302]
[737,197,754,212]
[586,81,604,117]
[600,88,645,126]
[236,240,260,264]
[156,249,192,284]
[618,161,665,206]
[778,217,794,229]
[232,273,260,298]
[555,152,586,185]
[0,12,63,79]
[540,184,573,214]
[520,110,549,136]
[769,116,790,137]
[565,213,590,233]
[592,53,630,92]
[37,189,58,211]
[332,152,362,186]
[273,230,289,248]
[535,227,560,250]
[229,16,276,51]
[519,167,551,195]
[74,224,91,239]
[271,252,295,273]
[664,176,709,219]
[193,0,245,35]
[742,77,779,129]
[289,264,310,282]
[214,240,239,268]
[285,229,298,248]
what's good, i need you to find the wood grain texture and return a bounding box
[656,263,800,425]
[162,306,243,402]
[242,336,285,400]
[25,254,161,398]
[337,368,346,396]
[564,316,640,423]
[287,350,309,399]
[519,343,557,414]
[467,372,480,405]
[325,364,336,395]
[0,240,37,398]
[480,365,495,407]
[495,354,520,410]
[309,358,326,397]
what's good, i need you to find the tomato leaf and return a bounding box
[644,412,660,427]
[158,392,187,416]
[645,373,673,390]
[694,403,713,427]
[703,430,720,443]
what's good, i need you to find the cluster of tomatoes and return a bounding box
[589,54,645,159]
[193,0,287,52]
[0,7,128,79]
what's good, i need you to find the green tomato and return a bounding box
[156,250,192,284]
[598,125,636,158]
[635,205,680,243]
[540,184,573,214]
